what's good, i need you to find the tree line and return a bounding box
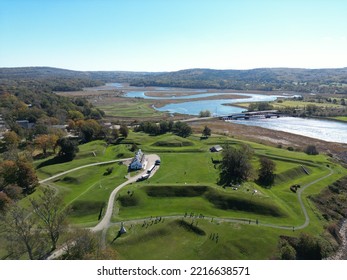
[134,120,192,138]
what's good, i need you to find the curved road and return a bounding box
[91,154,160,232]
[45,154,160,259]
[295,166,333,230]
[39,154,160,232]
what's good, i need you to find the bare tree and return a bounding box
[62,228,118,260]
[30,187,70,251]
[3,205,46,259]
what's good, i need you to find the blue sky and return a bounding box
[1,0,346,71]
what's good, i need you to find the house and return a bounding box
[16,120,35,129]
[210,145,223,152]
[0,115,6,132]
[129,149,144,170]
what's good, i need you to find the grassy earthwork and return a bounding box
[26,130,347,259]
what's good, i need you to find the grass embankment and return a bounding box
[108,218,294,260]
[35,141,132,226]
[35,140,133,179]
[32,132,346,259]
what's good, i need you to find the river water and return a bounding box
[108,84,347,144]
[231,117,347,143]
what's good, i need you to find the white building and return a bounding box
[129,149,144,170]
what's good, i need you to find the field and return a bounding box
[330,116,347,122]
[235,99,345,110]
[13,131,345,260]
[97,98,166,119]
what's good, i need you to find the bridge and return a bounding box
[220,110,281,120]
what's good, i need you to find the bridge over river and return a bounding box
[220,110,281,120]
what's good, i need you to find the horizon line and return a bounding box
[1,65,347,73]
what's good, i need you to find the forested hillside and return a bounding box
[0,67,106,131]
[1,66,347,94]
[128,68,347,94]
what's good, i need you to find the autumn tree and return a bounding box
[3,131,20,149]
[15,160,39,194]
[35,134,59,155]
[257,157,276,187]
[3,184,23,200]
[0,160,38,194]
[35,134,50,155]
[0,192,12,212]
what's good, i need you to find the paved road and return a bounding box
[91,154,160,232]
[295,166,333,230]
[45,154,160,259]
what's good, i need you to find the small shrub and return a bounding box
[104,167,114,176]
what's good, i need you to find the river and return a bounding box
[107,83,347,144]
[230,117,347,144]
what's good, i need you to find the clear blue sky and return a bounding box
[1,0,346,71]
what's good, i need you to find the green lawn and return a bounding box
[35,141,133,179]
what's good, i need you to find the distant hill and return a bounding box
[1,66,347,93]
[127,68,347,94]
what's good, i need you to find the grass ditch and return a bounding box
[118,185,287,218]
